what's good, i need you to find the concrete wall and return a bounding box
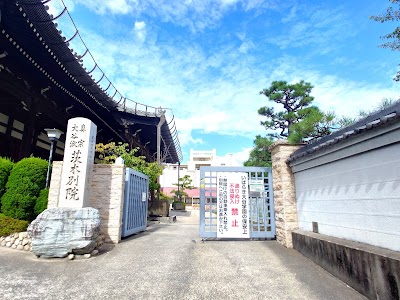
[289,122,400,252]
[48,162,125,244]
[293,230,400,300]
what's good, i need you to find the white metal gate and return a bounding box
[200,166,275,239]
[121,168,149,238]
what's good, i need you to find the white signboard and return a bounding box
[58,118,97,208]
[249,179,263,185]
[217,172,249,238]
[249,179,265,193]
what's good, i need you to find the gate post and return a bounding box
[270,140,303,248]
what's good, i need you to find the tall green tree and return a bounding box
[95,142,163,202]
[259,80,314,138]
[288,108,335,144]
[243,135,273,167]
[370,0,400,81]
[258,80,334,143]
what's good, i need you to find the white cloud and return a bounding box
[134,21,146,30]
[267,5,355,53]
[239,40,255,53]
[217,148,252,166]
[243,0,279,12]
[70,0,279,32]
[74,0,136,15]
[62,0,399,158]
[133,21,147,43]
[48,0,74,17]
[74,22,398,147]
[281,5,297,23]
[177,128,204,147]
[312,78,399,118]
[220,0,241,7]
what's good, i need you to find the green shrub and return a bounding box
[34,188,49,216]
[0,157,14,201]
[0,214,28,237]
[159,192,172,201]
[1,157,48,221]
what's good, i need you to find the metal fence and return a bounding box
[121,168,149,238]
[200,166,275,239]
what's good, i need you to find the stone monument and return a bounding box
[28,117,101,258]
[58,117,97,208]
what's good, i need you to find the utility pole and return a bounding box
[156,111,166,165]
[177,161,180,201]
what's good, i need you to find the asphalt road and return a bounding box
[0,208,366,300]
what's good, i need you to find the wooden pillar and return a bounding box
[17,97,37,160]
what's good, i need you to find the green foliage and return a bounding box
[259,80,315,138]
[0,157,14,200]
[0,214,29,237]
[159,191,173,201]
[244,135,274,167]
[96,142,141,164]
[170,175,194,200]
[34,188,49,216]
[259,80,335,143]
[336,116,357,128]
[288,108,336,144]
[370,0,400,81]
[95,142,164,200]
[1,157,48,221]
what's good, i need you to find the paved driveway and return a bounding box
[0,208,365,300]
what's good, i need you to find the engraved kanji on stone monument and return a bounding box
[58,118,97,208]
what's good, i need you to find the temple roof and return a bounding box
[0,0,182,163]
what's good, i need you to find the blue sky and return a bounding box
[52,0,399,164]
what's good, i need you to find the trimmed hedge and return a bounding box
[34,188,49,216]
[0,214,28,237]
[0,157,14,201]
[1,157,48,221]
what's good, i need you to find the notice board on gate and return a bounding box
[217,172,249,238]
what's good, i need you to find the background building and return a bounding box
[160,149,234,204]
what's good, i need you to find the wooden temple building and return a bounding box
[0,0,182,163]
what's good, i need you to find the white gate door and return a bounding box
[200,166,275,239]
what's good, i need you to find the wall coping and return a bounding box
[293,230,400,261]
[288,101,400,163]
[268,140,305,151]
[288,121,400,173]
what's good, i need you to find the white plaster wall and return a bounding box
[294,143,400,251]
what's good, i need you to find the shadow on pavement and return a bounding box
[170,209,192,217]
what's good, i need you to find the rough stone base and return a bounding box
[292,230,400,300]
[148,200,169,217]
[28,207,101,258]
